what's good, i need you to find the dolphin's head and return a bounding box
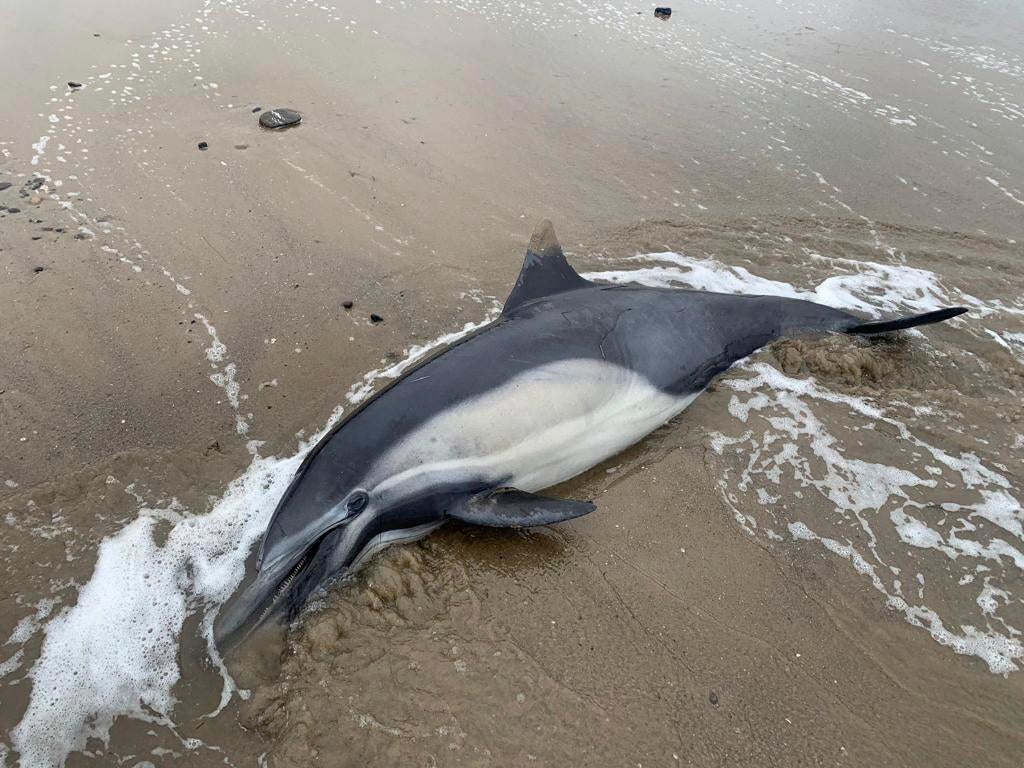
[213,422,451,649]
[214,435,384,649]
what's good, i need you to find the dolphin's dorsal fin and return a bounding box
[502,220,590,315]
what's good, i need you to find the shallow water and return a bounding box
[239,226,1024,767]
[1,0,1023,764]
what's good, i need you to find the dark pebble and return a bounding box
[0,182,10,192]
[33,266,44,273]
[234,144,248,150]
[655,6,672,17]
[252,106,262,113]
[7,208,21,214]
[259,108,302,129]
[68,81,83,89]
[342,300,354,310]
[31,236,42,241]
[198,141,209,150]
[370,313,384,324]
[709,691,719,706]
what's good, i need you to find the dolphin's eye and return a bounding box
[346,489,369,514]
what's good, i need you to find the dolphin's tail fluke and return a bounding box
[844,307,968,335]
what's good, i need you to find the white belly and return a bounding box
[367,359,697,500]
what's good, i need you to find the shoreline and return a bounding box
[2,0,1024,764]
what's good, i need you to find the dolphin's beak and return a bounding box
[214,523,353,651]
[213,545,311,651]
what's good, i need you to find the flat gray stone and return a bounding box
[259,108,302,129]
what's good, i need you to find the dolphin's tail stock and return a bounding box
[844,306,968,335]
[757,297,967,341]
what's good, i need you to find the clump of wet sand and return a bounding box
[772,335,907,387]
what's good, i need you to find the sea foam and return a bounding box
[10,312,498,767]
[8,250,1020,766]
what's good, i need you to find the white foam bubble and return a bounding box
[789,522,1022,674]
[587,250,1022,674]
[11,450,302,766]
[730,362,1023,672]
[6,598,57,646]
[11,318,491,766]
[195,314,249,436]
[584,253,804,299]
[585,250,1018,318]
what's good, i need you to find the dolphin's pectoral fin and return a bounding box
[502,220,591,315]
[448,488,596,527]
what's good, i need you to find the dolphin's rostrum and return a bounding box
[214,221,967,647]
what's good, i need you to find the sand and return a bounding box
[1,0,1023,765]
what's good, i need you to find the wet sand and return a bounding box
[2,0,1024,765]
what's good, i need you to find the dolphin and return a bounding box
[214,221,967,647]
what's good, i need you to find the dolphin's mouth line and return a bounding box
[255,551,310,626]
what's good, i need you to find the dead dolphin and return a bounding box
[214,221,967,647]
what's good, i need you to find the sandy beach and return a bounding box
[2,0,1023,765]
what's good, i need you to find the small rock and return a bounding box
[234,144,248,150]
[33,266,44,273]
[259,108,302,129]
[93,33,100,37]
[709,691,719,706]
[29,196,42,205]
[0,182,10,192]
[31,236,42,241]
[251,106,262,113]
[342,300,353,310]
[6,207,21,214]
[68,81,83,89]
[654,6,672,17]
[370,313,384,324]
[198,141,209,151]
